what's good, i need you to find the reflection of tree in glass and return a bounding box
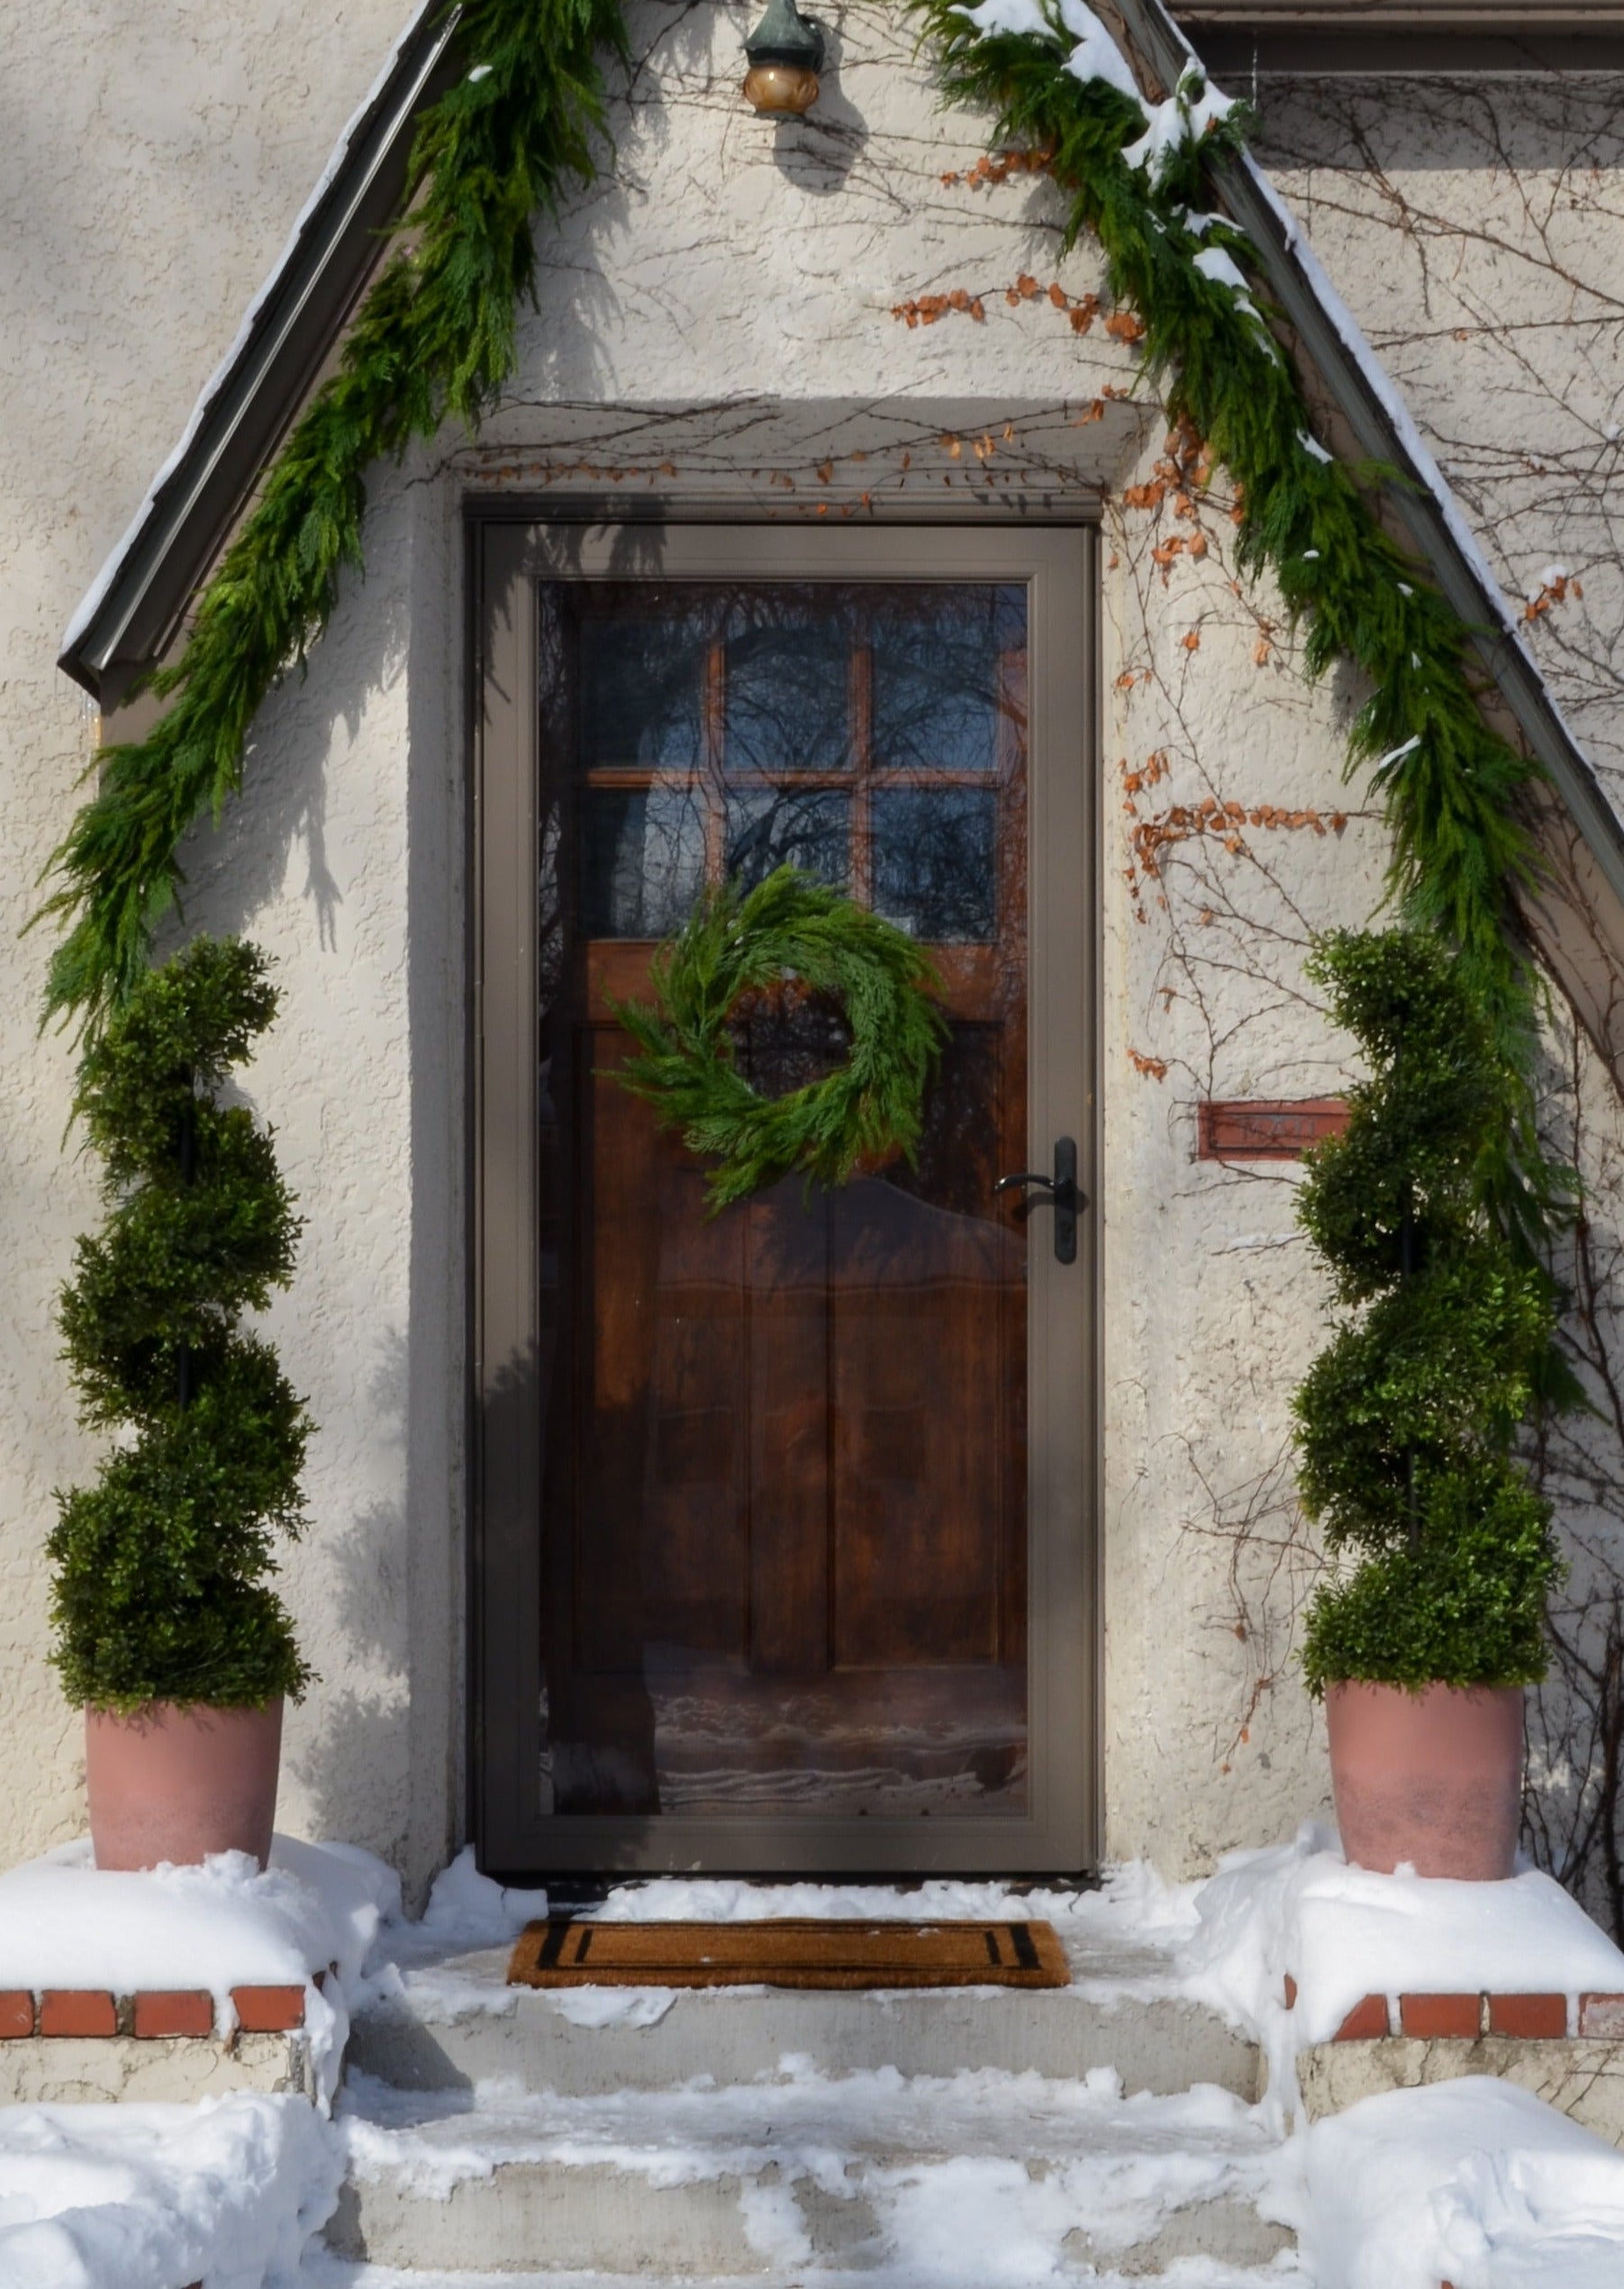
[578,594,707,777]
[872,586,1025,776]
[725,595,855,777]
[582,788,707,938]
[874,790,997,942]
[726,789,850,891]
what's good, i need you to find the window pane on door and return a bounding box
[535,577,1030,1820]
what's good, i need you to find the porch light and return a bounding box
[743,0,825,115]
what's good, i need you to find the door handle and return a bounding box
[994,1137,1083,1265]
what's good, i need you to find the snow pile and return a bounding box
[1304,2078,1624,2289]
[0,2092,340,2289]
[1178,1823,1624,2048]
[0,1835,399,2100]
[411,1845,548,1953]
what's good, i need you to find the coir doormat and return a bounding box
[506,1917,1070,1991]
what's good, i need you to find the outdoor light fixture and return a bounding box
[743,0,825,115]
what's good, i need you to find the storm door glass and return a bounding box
[535,580,1030,1821]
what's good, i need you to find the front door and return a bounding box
[475,520,1095,1874]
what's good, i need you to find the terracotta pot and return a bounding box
[85,1700,283,1871]
[1326,1679,1525,1881]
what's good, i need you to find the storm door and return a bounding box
[475,522,1096,1874]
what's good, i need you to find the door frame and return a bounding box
[469,509,1102,1876]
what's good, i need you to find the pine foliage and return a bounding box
[614,867,948,1210]
[1294,931,1561,1691]
[907,1,1560,1244]
[50,938,312,1712]
[40,0,629,1038]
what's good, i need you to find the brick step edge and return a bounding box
[1282,1978,1624,2042]
[0,1982,315,2039]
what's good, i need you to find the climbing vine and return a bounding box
[906,0,1567,1249]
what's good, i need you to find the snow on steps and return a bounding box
[346,1944,1263,2100]
[328,1943,1289,2279]
[326,2060,1294,2279]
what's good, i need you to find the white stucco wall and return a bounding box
[3,4,1622,1900]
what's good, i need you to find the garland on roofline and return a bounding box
[906,0,1572,1264]
[37,0,1576,1266]
[37,0,629,1039]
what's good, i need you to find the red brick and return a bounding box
[133,1991,214,2039]
[1401,1993,1483,2039]
[1580,1993,1624,2039]
[1488,1993,1566,2039]
[40,1991,116,2038]
[1332,1994,1391,2040]
[1283,1974,1298,2011]
[231,1985,305,2032]
[0,1992,34,2039]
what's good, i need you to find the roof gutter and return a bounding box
[59,0,465,708]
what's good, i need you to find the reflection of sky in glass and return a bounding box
[873,586,1024,776]
[725,615,853,776]
[726,791,850,892]
[578,615,704,776]
[582,789,706,938]
[873,789,997,942]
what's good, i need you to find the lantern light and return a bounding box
[743,0,826,116]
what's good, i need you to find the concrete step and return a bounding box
[326,2063,1294,2281]
[349,1948,1261,2105]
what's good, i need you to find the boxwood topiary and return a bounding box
[1295,929,1562,1694]
[50,937,312,1713]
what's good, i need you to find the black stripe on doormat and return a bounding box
[506,1918,1072,1992]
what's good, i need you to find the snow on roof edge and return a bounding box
[60,0,444,664]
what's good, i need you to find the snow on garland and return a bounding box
[613,867,948,1212]
[908,0,1566,1247]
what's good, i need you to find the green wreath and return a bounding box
[613,867,948,1212]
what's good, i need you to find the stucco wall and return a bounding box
[3,3,1622,1899]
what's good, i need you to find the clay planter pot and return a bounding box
[85,1700,283,1871]
[1326,1680,1525,1880]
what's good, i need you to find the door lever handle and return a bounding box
[994,1137,1082,1265]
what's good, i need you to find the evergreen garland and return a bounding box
[906,0,1562,1246]
[1293,931,1561,1690]
[39,0,629,1040]
[51,937,312,1712]
[614,867,948,1211]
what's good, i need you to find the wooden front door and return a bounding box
[476,521,1096,1875]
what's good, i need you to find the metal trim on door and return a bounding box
[470,515,1101,1877]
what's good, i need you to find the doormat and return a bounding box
[506,1917,1071,1991]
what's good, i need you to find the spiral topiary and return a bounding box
[50,936,312,1713]
[1295,930,1563,1694]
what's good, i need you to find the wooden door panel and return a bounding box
[746,1187,833,1677]
[830,1184,1020,1668]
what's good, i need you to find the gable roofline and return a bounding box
[1109,0,1624,1068]
[58,0,1624,1061]
[59,0,463,709]
[1113,0,1624,919]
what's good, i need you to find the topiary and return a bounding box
[50,936,313,1713]
[1295,929,1562,1694]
